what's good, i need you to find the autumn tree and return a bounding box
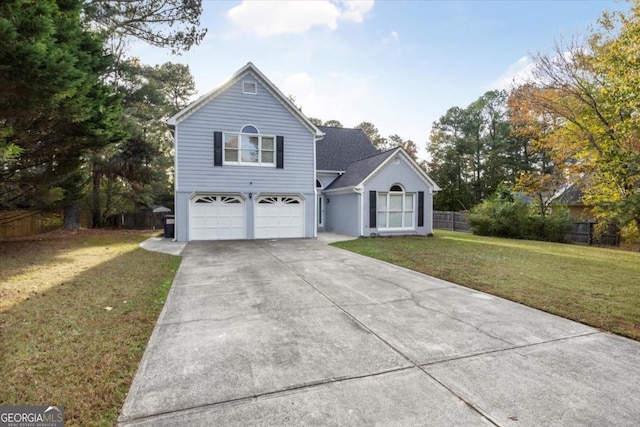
[508,84,568,218]
[519,3,640,232]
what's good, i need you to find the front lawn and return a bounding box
[333,230,640,340]
[0,229,181,426]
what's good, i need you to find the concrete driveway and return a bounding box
[118,238,640,426]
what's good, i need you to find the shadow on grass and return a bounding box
[0,240,180,427]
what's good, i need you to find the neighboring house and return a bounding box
[167,62,440,241]
[550,179,594,220]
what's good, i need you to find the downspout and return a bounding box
[171,124,179,241]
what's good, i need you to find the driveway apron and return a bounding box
[118,239,640,426]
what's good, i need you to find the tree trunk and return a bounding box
[91,163,102,228]
[63,204,81,229]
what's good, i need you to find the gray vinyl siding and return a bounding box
[173,73,316,241]
[325,193,361,236]
[363,157,434,236]
[316,172,340,190]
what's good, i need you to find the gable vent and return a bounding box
[243,81,257,94]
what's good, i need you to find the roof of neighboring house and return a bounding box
[167,62,323,138]
[325,148,399,190]
[316,126,379,171]
[553,182,586,205]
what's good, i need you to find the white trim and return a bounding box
[167,63,323,138]
[317,170,345,174]
[376,188,416,231]
[361,148,440,191]
[322,186,361,195]
[222,131,276,167]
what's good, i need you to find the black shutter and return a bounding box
[418,191,425,227]
[369,191,377,228]
[276,136,284,169]
[213,131,223,166]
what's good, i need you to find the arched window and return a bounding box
[316,179,323,189]
[223,124,275,165]
[241,125,258,134]
[377,183,414,230]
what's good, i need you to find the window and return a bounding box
[224,125,275,166]
[243,81,257,94]
[377,184,414,229]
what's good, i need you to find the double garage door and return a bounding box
[190,194,304,240]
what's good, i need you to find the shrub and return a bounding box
[468,191,571,242]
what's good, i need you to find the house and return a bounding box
[167,62,440,241]
[550,179,594,220]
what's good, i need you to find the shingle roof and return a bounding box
[316,126,379,171]
[325,148,398,190]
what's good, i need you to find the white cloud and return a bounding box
[485,56,535,91]
[227,0,374,37]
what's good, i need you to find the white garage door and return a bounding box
[190,195,246,240]
[255,196,304,239]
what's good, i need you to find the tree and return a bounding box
[307,117,323,126]
[0,0,123,215]
[427,91,518,210]
[88,60,196,226]
[508,84,567,219]
[83,0,207,54]
[388,134,419,161]
[355,121,388,149]
[323,119,343,128]
[427,107,475,210]
[520,4,640,232]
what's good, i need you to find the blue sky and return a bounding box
[132,0,629,157]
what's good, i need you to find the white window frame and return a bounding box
[377,184,415,230]
[242,80,257,94]
[223,125,275,167]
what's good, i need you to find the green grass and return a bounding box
[333,230,640,340]
[0,230,181,426]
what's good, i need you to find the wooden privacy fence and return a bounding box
[0,210,62,239]
[433,210,620,247]
[566,221,620,246]
[106,211,168,230]
[433,210,470,232]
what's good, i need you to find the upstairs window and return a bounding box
[223,125,275,166]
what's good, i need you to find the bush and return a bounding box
[468,191,571,242]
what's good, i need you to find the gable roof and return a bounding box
[316,126,378,171]
[325,147,440,192]
[166,62,323,138]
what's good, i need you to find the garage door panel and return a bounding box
[190,195,246,241]
[255,196,304,239]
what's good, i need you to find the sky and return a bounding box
[131,0,630,158]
